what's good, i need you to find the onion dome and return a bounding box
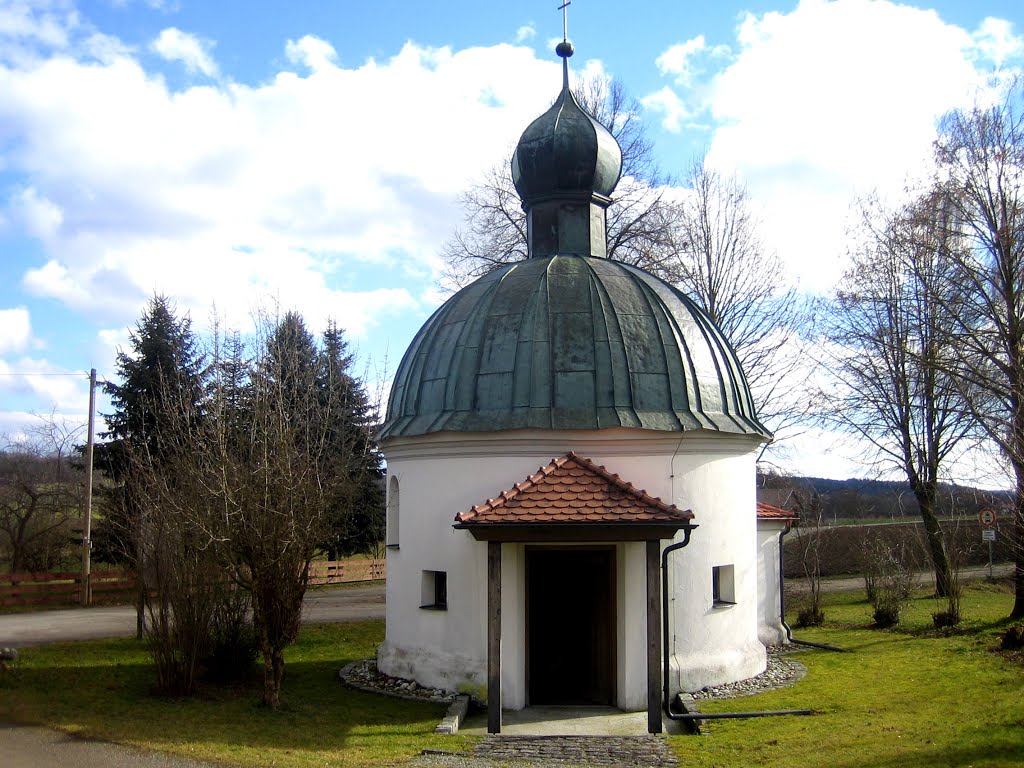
[510,41,622,259]
[379,255,770,440]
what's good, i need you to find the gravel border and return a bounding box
[689,645,807,700]
[340,644,806,710]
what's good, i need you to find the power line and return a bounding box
[0,372,110,381]
[0,372,102,377]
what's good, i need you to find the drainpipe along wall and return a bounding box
[661,528,812,730]
[778,526,849,653]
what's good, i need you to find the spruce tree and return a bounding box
[92,295,206,564]
[319,320,384,558]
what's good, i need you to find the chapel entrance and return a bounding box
[526,546,616,706]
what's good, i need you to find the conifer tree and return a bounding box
[319,320,384,558]
[92,295,206,564]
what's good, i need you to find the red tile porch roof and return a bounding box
[454,452,694,526]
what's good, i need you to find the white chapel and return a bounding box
[376,34,786,734]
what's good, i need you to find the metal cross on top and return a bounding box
[559,1,571,41]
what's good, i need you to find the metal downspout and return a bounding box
[661,525,812,727]
[778,525,850,653]
[661,529,694,719]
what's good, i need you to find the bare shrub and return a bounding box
[0,416,84,573]
[792,487,826,624]
[863,534,918,628]
[202,587,257,684]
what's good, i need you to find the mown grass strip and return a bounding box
[673,580,1024,768]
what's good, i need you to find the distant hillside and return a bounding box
[758,473,1011,521]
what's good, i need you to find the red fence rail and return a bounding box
[0,569,136,608]
[1,559,386,609]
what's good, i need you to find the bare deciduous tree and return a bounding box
[0,414,83,573]
[823,190,977,597]
[666,160,813,450]
[179,313,341,708]
[933,81,1024,617]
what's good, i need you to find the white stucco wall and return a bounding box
[756,520,791,647]
[664,449,766,692]
[377,428,767,710]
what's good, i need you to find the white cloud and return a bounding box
[150,26,217,76]
[654,35,729,88]
[1,30,563,343]
[648,0,1024,293]
[0,355,87,413]
[515,24,535,44]
[0,0,75,49]
[84,31,135,63]
[9,187,63,238]
[972,17,1024,66]
[285,34,336,71]
[641,86,691,133]
[0,307,31,353]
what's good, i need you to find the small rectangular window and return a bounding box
[712,564,736,607]
[420,570,447,610]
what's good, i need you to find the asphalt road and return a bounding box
[786,563,1013,594]
[0,581,385,648]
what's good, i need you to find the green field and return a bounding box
[0,580,1021,767]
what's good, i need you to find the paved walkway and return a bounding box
[460,707,651,737]
[415,735,677,768]
[0,723,221,768]
[0,582,385,648]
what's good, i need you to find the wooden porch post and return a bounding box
[487,540,502,734]
[646,539,662,734]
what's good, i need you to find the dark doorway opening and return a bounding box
[527,546,616,705]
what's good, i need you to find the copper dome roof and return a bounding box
[379,254,769,439]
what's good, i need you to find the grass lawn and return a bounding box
[0,621,469,767]
[0,581,1021,767]
[677,579,1024,768]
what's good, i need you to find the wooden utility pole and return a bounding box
[81,368,96,606]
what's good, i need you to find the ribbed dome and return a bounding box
[511,84,622,206]
[380,255,769,440]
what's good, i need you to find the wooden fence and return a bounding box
[0,558,386,609]
[0,569,135,608]
[308,558,386,586]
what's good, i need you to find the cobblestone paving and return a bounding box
[414,735,677,768]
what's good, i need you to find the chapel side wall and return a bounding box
[666,448,766,692]
[757,521,789,646]
[379,431,767,707]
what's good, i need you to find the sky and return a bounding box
[0,0,1021,483]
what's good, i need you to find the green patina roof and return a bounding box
[511,72,622,207]
[380,255,770,440]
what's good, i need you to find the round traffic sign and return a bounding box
[979,508,997,527]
